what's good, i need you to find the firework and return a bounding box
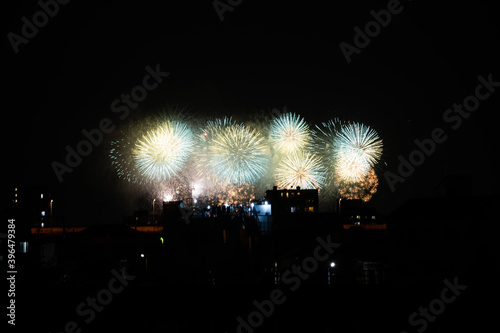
[110,109,385,209]
[198,118,269,185]
[110,139,141,183]
[194,181,256,207]
[332,122,383,183]
[269,113,311,154]
[314,118,343,149]
[275,151,326,189]
[335,167,379,202]
[133,120,194,182]
[313,118,343,178]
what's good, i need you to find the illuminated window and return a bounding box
[41,211,45,216]
[274,261,280,284]
[371,216,376,220]
[20,242,29,253]
[41,193,44,199]
[307,206,314,213]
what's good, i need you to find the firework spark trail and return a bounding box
[197,118,269,185]
[335,167,379,202]
[332,122,383,183]
[194,117,231,180]
[110,139,144,183]
[275,151,326,189]
[134,120,194,182]
[193,181,256,207]
[269,113,311,155]
[313,118,343,178]
[211,125,266,184]
[335,122,382,166]
[109,111,384,208]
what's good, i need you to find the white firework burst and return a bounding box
[333,122,383,183]
[110,139,142,183]
[275,151,326,189]
[198,118,269,185]
[269,113,311,154]
[133,120,194,181]
[313,118,343,177]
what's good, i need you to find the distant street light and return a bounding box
[328,261,336,285]
[50,199,54,227]
[152,199,156,222]
[141,253,148,285]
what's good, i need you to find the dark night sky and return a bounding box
[3,0,498,225]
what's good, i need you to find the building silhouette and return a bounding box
[265,186,319,215]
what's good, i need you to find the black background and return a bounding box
[2,1,499,332]
[3,0,499,222]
